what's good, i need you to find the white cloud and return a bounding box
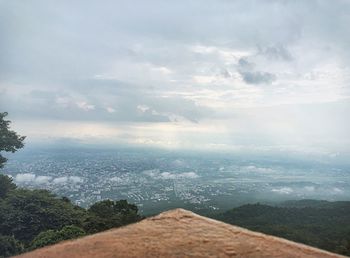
[160,172,176,180]
[1,1,350,154]
[178,172,198,179]
[15,173,36,183]
[151,66,172,75]
[35,176,52,184]
[332,187,343,194]
[13,174,83,185]
[52,176,83,184]
[69,176,84,184]
[241,165,275,174]
[137,105,151,113]
[142,169,160,177]
[147,171,199,180]
[304,186,316,192]
[76,101,95,111]
[110,176,123,183]
[106,107,116,113]
[52,176,68,184]
[271,187,294,195]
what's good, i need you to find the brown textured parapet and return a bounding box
[16,208,345,258]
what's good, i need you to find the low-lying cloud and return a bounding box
[14,173,83,185]
[142,169,199,180]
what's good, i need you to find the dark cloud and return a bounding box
[237,58,276,85]
[0,77,211,123]
[258,45,293,61]
[238,58,254,69]
[240,71,276,85]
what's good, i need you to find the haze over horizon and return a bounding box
[1,0,350,156]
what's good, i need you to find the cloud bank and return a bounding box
[1,0,350,154]
[14,173,83,185]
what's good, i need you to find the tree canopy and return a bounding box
[0,174,16,199]
[0,112,25,168]
[30,225,85,250]
[0,112,142,256]
[0,174,142,256]
[0,235,23,258]
[84,199,140,233]
[213,202,350,256]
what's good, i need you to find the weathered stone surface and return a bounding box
[17,209,345,258]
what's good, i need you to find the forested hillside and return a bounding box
[0,174,142,257]
[213,200,350,256]
[2,173,350,257]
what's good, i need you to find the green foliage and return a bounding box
[0,112,142,254]
[83,199,141,234]
[0,235,23,258]
[81,214,110,234]
[88,199,138,218]
[0,112,25,168]
[0,188,86,243]
[0,180,141,255]
[213,201,350,256]
[29,230,59,250]
[30,225,85,250]
[59,225,85,239]
[0,113,141,254]
[0,175,16,199]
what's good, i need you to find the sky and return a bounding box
[1,0,350,155]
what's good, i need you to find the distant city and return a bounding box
[4,147,350,214]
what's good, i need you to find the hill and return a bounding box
[212,200,350,256]
[16,209,344,258]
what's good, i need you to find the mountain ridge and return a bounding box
[16,208,345,258]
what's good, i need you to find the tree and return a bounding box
[0,235,23,258]
[0,174,16,198]
[0,112,26,168]
[0,189,86,243]
[83,199,141,234]
[30,225,85,250]
[88,199,138,218]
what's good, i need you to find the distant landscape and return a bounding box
[2,146,350,256]
[1,0,350,257]
[1,169,350,256]
[4,147,350,214]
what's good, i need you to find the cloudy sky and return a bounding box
[1,0,350,154]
